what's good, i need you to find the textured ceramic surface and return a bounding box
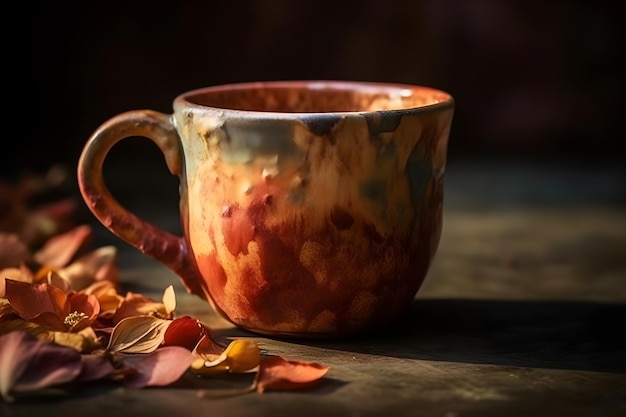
[78,81,454,337]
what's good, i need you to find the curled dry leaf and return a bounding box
[254,356,330,393]
[106,315,171,354]
[190,339,261,375]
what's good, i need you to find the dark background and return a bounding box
[13,0,624,178]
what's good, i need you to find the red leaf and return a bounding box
[119,346,194,388]
[0,331,82,402]
[162,316,206,350]
[255,356,330,393]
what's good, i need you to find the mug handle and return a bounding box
[77,110,204,296]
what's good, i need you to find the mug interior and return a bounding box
[180,81,452,113]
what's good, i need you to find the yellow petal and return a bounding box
[191,339,261,375]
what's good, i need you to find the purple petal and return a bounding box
[0,331,82,398]
[120,346,194,388]
[78,354,116,382]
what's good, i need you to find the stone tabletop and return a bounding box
[4,157,626,417]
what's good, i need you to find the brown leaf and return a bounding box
[0,265,34,298]
[112,292,168,324]
[106,316,171,354]
[52,328,100,353]
[58,246,118,291]
[254,356,330,393]
[33,225,93,269]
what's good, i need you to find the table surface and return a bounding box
[5,156,626,417]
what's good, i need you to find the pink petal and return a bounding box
[120,346,194,388]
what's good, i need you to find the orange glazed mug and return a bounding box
[77,81,455,338]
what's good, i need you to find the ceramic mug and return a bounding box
[77,80,455,338]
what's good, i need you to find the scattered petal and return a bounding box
[162,285,176,316]
[254,356,330,393]
[4,279,69,331]
[119,346,194,388]
[58,246,118,291]
[77,354,115,382]
[112,292,170,323]
[192,339,261,375]
[65,292,100,332]
[0,331,82,402]
[53,326,100,353]
[0,265,33,298]
[33,225,93,269]
[162,316,206,350]
[192,333,224,358]
[0,318,50,340]
[107,316,171,354]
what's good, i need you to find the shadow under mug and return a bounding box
[77,80,455,338]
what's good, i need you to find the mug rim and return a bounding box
[174,80,454,118]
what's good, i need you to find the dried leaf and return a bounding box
[58,246,118,291]
[53,326,100,353]
[254,356,329,393]
[119,346,194,388]
[81,280,122,319]
[112,291,170,323]
[0,331,82,402]
[33,225,92,268]
[107,316,171,354]
[0,265,34,298]
[190,339,261,375]
[4,279,68,331]
[0,318,50,340]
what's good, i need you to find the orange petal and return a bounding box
[255,356,329,393]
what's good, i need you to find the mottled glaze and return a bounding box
[78,81,454,338]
